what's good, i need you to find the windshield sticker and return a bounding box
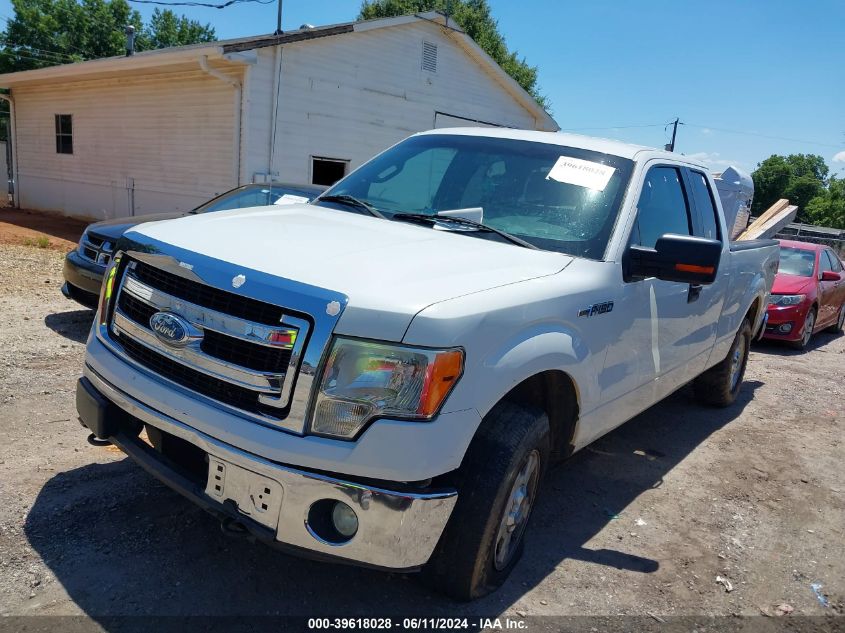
[546,156,616,191]
[274,194,310,205]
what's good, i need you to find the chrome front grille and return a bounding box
[79,232,114,266]
[107,258,311,433]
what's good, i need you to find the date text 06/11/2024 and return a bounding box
[307,617,528,630]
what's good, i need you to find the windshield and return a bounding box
[317,134,634,259]
[195,185,319,213]
[778,246,815,277]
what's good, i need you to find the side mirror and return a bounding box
[625,234,722,284]
[821,270,842,282]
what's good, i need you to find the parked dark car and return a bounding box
[62,182,325,308]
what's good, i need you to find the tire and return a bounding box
[693,318,751,407]
[422,402,551,601]
[825,304,845,333]
[789,307,816,350]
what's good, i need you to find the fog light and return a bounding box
[332,501,359,538]
[778,323,793,333]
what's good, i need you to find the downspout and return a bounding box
[199,55,242,186]
[0,92,19,207]
[267,44,282,178]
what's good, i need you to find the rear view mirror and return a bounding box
[625,234,722,284]
[821,270,842,282]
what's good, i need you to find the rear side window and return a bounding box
[631,166,691,248]
[688,170,721,241]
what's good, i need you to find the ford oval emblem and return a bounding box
[149,312,191,347]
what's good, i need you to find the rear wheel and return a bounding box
[790,307,816,350]
[422,402,550,601]
[693,318,751,407]
[826,304,845,333]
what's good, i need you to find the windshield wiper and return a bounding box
[317,194,385,218]
[392,213,538,250]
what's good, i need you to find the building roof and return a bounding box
[0,11,557,131]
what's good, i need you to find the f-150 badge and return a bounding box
[578,301,614,317]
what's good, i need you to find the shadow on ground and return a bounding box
[45,309,95,344]
[752,329,843,357]
[25,380,761,622]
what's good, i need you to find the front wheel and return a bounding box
[422,402,550,601]
[693,318,751,407]
[789,307,816,350]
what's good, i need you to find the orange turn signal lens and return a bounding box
[417,349,464,416]
[675,263,714,274]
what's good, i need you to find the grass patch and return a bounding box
[22,235,51,248]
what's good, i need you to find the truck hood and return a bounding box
[130,204,572,340]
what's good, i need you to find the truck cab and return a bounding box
[76,129,778,600]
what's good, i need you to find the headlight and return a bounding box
[768,294,805,307]
[309,338,464,439]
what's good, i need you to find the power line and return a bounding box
[559,123,666,131]
[1,42,80,61]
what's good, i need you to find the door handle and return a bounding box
[688,284,702,303]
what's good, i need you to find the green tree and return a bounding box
[139,8,216,50]
[751,153,829,220]
[0,0,214,74]
[359,0,548,110]
[804,176,845,229]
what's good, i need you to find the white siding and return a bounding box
[242,21,543,185]
[13,63,243,220]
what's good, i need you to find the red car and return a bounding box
[763,240,845,349]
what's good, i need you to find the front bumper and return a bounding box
[762,303,809,341]
[63,250,106,305]
[77,368,458,571]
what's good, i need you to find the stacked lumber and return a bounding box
[736,199,799,241]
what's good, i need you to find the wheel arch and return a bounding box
[497,370,580,459]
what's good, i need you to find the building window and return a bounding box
[422,40,437,73]
[311,156,348,186]
[55,114,73,155]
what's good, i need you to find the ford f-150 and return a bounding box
[75,129,779,600]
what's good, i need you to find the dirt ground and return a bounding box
[0,240,843,628]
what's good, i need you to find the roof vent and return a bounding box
[421,40,437,73]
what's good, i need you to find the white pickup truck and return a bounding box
[76,129,778,600]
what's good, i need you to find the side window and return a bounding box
[631,166,691,248]
[827,250,843,273]
[688,170,721,241]
[819,251,833,276]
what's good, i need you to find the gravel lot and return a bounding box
[0,237,843,627]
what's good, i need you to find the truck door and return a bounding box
[627,165,722,396]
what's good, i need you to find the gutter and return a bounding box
[199,55,242,186]
[0,92,18,207]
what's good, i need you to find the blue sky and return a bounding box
[2,0,843,176]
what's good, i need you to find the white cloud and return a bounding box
[700,128,713,135]
[684,151,747,171]
[833,150,845,163]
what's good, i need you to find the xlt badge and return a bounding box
[578,301,614,318]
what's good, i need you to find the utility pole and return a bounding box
[275,0,283,35]
[665,117,681,152]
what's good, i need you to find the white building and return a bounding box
[0,12,557,220]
